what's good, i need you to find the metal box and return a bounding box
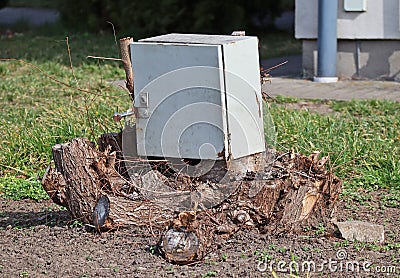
[344,0,367,12]
[130,33,265,160]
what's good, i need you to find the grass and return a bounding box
[268,97,400,193]
[267,97,400,206]
[0,25,129,199]
[0,23,399,202]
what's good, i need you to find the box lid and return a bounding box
[139,33,254,45]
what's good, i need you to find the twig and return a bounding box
[274,164,316,180]
[332,156,364,171]
[87,56,122,61]
[199,203,221,225]
[0,163,29,176]
[65,36,78,85]
[83,94,96,142]
[274,151,291,162]
[263,60,288,73]
[148,207,156,237]
[106,21,120,59]
[0,58,129,99]
[330,145,347,171]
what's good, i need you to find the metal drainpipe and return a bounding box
[314,0,338,83]
[355,40,361,77]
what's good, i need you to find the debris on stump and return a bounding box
[42,133,343,264]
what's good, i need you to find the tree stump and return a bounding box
[42,134,342,264]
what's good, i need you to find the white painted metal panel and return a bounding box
[130,34,265,160]
[222,38,265,159]
[131,42,227,159]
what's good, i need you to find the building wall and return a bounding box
[302,40,400,81]
[296,0,400,39]
[296,0,400,80]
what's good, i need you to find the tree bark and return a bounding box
[42,134,342,263]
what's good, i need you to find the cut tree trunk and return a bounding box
[42,134,342,264]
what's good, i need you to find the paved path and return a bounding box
[263,78,400,101]
[262,56,400,102]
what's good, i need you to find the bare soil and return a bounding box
[1,190,399,278]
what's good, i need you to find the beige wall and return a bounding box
[296,0,400,39]
[302,40,400,80]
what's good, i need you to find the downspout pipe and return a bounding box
[314,0,338,83]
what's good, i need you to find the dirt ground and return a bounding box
[0,189,399,278]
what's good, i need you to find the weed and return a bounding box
[386,230,396,240]
[314,224,326,236]
[380,190,400,208]
[149,245,157,255]
[19,271,29,277]
[205,259,218,266]
[202,271,217,277]
[85,256,93,261]
[268,244,277,250]
[220,253,228,262]
[0,176,48,200]
[392,255,400,263]
[109,265,119,273]
[278,247,287,253]
[69,220,83,228]
[334,240,349,249]
[382,243,400,251]
[301,246,310,252]
[165,265,174,272]
[365,243,381,252]
[353,242,366,252]
[255,250,272,262]
[290,252,299,276]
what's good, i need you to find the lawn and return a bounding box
[0,25,399,207]
[269,97,400,206]
[0,27,129,199]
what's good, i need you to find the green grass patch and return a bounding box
[0,176,48,200]
[269,99,400,191]
[1,31,129,198]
